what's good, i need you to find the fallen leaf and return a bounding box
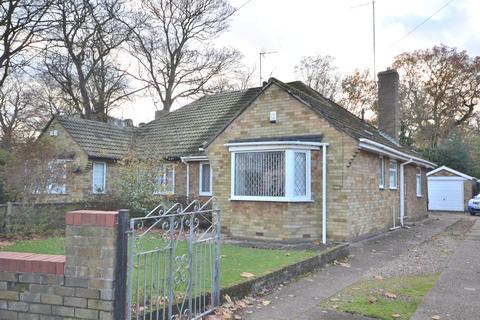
[432,316,441,320]
[330,298,340,302]
[224,294,233,304]
[240,272,254,278]
[339,262,351,268]
[368,296,377,304]
[285,253,290,256]
[392,314,401,319]
[261,300,271,306]
[385,292,398,299]
[234,315,242,320]
[374,275,384,280]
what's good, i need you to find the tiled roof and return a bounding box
[276,80,422,158]
[134,87,262,157]
[53,78,424,160]
[55,116,134,159]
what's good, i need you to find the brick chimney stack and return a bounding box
[377,69,400,144]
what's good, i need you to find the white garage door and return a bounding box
[428,179,464,211]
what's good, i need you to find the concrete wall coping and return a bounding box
[0,251,65,274]
[65,210,118,227]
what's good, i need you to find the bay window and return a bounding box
[230,148,311,201]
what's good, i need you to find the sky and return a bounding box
[112,0,480,124]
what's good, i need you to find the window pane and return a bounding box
[379,158,384,187]
[93,163,105,193]
[389,161,397,188]
[234,151,285,197]
[166,167,174,193]
[47,161,66,194]
[201,163,211,193]
[294,152,307,196]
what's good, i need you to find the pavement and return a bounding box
[242,214,464,320]
[411,218,480,320]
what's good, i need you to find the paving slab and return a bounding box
[243,214,462,320]
[411,218,480,320]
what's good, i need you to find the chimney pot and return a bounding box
[377,69,400,144]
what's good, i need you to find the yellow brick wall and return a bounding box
[206,83,359,241]
[206,83,429,241]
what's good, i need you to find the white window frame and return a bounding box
[199,162,213,196]
[389,160,398,190]
[416,167,422,197]
[379,157,385,189]
[47,159,68,195]
[155,164,175,195]
[229,147,312,202]
[92,162,106,194]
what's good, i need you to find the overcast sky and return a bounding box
[112,0,480,124]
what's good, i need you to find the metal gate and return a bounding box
[127,198,220,319]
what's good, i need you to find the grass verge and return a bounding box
[1,236,317,288]
[320,274,439,320]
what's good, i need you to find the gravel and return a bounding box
[364,218,476,278]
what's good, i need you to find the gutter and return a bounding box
[358,138,435,168]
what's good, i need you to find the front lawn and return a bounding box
[2,236,316,288]
[320,274,439,320]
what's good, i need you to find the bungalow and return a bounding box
[40,69,435,242]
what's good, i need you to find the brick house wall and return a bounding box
[41,120,206,203]
[206,83,429,242]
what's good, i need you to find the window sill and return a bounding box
[417,195,423,198]
[229,196,314,203]
[199,192,213,197]
[389,187,398,190]
[379,186,385,190]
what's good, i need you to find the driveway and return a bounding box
[241,213,474,320]
[411,217,480,320]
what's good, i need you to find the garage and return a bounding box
[427,166,478,212]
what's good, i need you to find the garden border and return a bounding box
[220,243,349,301]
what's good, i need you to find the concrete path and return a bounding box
[411,218,480,320]
[243,215,462,320]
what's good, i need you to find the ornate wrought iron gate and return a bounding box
[126,199,220,319]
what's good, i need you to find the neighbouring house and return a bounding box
[427,166,478,212]
[40,69,435,242]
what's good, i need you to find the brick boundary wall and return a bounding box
[0,210,128,320]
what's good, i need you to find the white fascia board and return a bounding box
[426,165,475,180]
[225,141,328,152]
[358,138,435,168]
[180,156,208,162]
[427,176,468,181]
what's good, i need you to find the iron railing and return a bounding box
[127,198,220,319]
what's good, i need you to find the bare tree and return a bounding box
[41,0,134,121]
[0,0,52,88]
[0,72,49,148]
[393,45,480,148]
[212,65,256,91]
[129,0,241,111]
[340,69,377,120]
[294,54,341,100]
